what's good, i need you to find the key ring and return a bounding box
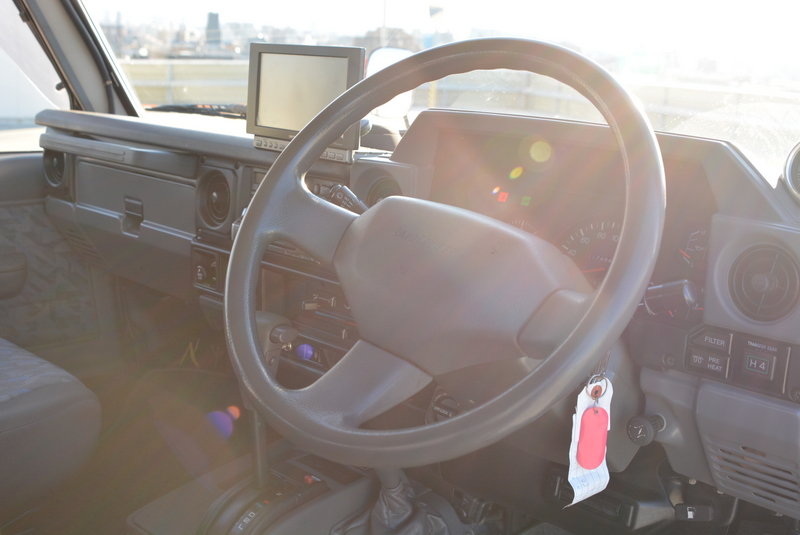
[585,375,609,400]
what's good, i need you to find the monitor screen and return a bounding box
[246,44,364,151]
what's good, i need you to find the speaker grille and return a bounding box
[729,245,800,322]
[708,439,800,512]
[200,171,230,227]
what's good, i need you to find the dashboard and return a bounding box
[34,106,800,525]
[428,124,717,290]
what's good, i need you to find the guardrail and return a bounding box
[119,59,249,106]
[119,59,800,125]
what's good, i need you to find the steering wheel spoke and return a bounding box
[239,161,358,270]
[285,341,432,430]
[519,288,594,360]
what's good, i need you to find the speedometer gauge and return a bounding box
[508,218,538,235]
[560,220,621,286]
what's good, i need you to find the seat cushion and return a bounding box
[0,338,101,516]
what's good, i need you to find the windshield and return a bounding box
[81,0,800,182]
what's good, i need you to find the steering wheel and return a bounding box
[225,38,665,469]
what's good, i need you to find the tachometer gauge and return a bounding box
[676,228,709,270]
[560,220,621,286]
[508,218,538,235]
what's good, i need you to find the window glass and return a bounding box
[0,0,70,151]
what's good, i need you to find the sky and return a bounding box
[80,0,800,67]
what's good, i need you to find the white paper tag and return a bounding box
[566,379,613,507]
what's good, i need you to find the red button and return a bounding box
[304,475,314,485]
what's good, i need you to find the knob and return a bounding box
[627,414,666,446]
[643,280,698,316]
[269,325,299,344]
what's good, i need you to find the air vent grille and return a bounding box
[43,149,66,188]
[729,245,800,322]
[708,439,800,511]
[366,177,402,206]
[199,171,231,227]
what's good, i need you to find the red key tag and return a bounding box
[577,405,609,470]
[567,377,613,506]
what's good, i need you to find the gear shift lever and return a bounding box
[333,468,452,535]
[252,312,298,488]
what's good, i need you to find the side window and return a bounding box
[0,0,70,152]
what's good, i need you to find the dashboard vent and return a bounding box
[366,177,402,207]
[729,245,800,322]
[708,439,800,513]
[43,149,66,188]
[199,171,231,227]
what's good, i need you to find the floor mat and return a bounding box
[522,523,576,535]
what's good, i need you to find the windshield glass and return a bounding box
[81,0,800,182]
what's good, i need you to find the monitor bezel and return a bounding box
[246,43,365,151]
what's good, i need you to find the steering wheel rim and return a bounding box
[225,38,665,468]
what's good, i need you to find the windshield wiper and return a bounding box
[146,103,246,119]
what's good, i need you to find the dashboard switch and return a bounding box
[426,387,460,424]
[302,300,319,311]
[690,329,732,354]
[687,349,729,378]
[675,503,714,522]
[327,184,368,214]
[743,352,776,381]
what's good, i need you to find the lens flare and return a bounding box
[529,141,553,163]
[492,186,501,194]
[296,344,314,360]
[509,166,524,179]
[206,411,234,439]
[226,405,241,420]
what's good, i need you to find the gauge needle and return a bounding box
[678,249,691,259]
[582,268,606,274]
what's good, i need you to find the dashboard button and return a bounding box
[743,352,776,381]
[687,349,729,378]
[690,329,732,354]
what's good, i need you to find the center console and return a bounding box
[127,443,375,535]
